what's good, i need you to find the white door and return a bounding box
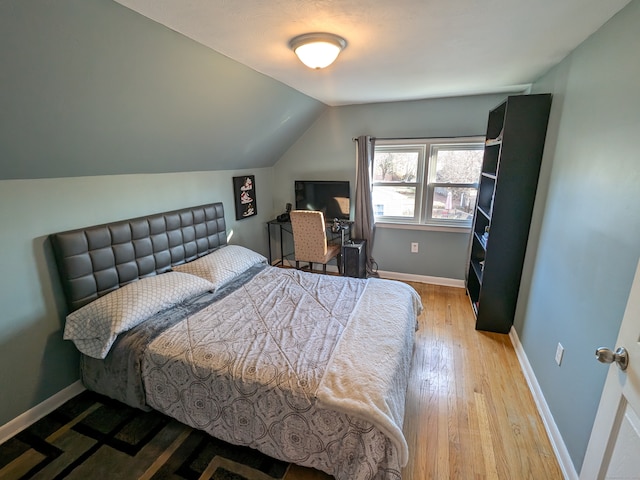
[580,258,640,479]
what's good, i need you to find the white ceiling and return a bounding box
[114,0,631,106]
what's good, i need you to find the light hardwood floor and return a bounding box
[286,282,564,480]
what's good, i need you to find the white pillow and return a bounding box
[172,245,267,290]
[64,271,215,359]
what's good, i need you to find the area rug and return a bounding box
[0,390,290,479]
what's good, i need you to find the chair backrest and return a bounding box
[289,210,328,263]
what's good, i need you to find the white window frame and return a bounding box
[372,137,484,228]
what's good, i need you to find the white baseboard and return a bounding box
[271,260,465,288]
[509,328,577,480]
[376,270,465,288]
[0,380,85,445]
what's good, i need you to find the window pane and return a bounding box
[373,151,419,182]
[432,186,477,220]
[433,147,483,183]
[372,185,416,218]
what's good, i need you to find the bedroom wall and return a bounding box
[0,169,274,427]
[0,0,325,180]
[515,0,640,472]
[0,0,320,427]
[271,93,508,281]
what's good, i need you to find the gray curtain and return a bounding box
[353,135,378,277]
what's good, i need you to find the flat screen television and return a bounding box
[294,180,350,220]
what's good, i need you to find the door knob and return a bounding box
[595,346,629,371]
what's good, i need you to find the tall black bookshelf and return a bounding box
[467,94,552,333]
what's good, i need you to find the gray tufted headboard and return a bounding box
[50,203,227,312]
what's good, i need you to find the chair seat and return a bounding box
[318,243,341,264]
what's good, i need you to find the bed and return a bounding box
[50,202,422,480]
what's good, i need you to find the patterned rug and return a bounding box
[0,390,290,480]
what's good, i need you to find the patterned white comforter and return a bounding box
[141,267,421,480]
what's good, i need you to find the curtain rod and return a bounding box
[352,136,427,142]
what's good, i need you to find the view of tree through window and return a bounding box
[373,151,418,182]
[372,147,423,219]
[430,146,484,221]
[372,138,484,226]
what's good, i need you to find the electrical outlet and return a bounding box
[411,242,419,253]
[555,343,564,366]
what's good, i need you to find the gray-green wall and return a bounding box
[272,94,507,280]
[2,0,639,475]
[517,0,640,471]
[0,0,322,426]
[0,170,273,425]
[0,0,324,179]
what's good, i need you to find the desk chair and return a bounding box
[290,210,342,274]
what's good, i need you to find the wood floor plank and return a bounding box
[400,282,563,480]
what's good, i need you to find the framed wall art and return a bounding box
[233,175,257,220]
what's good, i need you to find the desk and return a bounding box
[266,219,352,267]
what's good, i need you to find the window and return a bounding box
[372,137,484,227]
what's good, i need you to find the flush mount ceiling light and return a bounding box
[289,32,347,69]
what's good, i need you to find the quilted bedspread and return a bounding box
[141,267,421,480]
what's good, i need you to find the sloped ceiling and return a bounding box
[113,0,632,106]
[0,0,325,179]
